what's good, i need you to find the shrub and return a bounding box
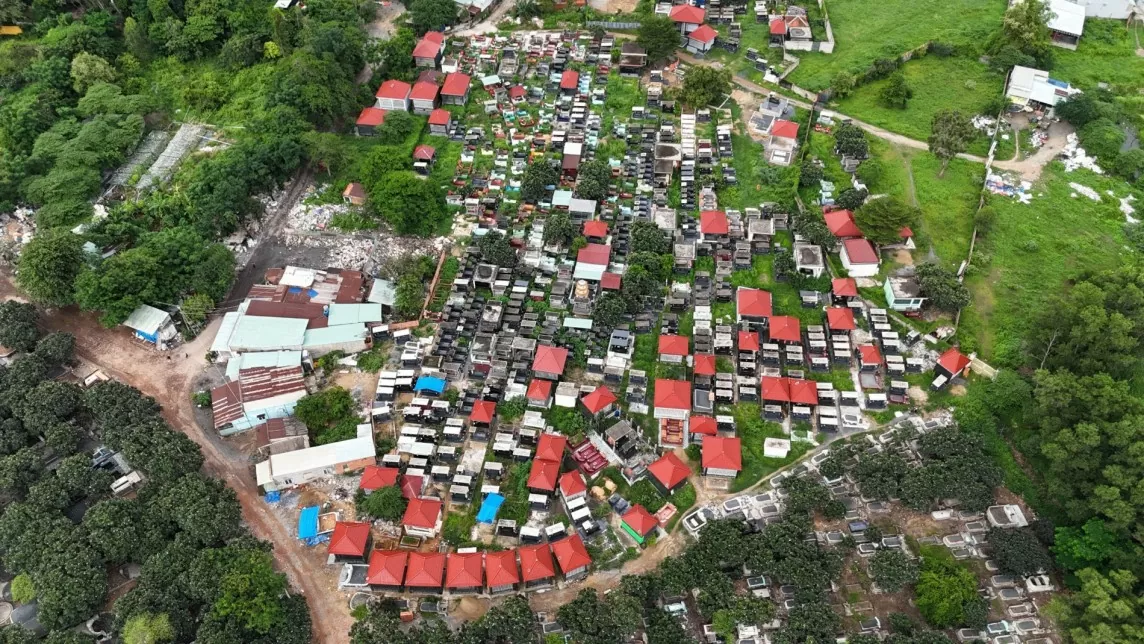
[11,573,34,603]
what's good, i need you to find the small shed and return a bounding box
[123,304,177,347]
[342,182,367,206]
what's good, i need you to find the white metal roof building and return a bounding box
[255,424,376,491]
[1005,65,1081,108]
[122,304,177,346]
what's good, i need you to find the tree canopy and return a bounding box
[637,16,679,62]
[678,66,731,109]
[854,197,919,246]
[928,110,975,176]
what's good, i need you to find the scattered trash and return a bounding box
[1120,194,1137,224]
[1068,182,1101,202]
[985,171,1032,203]
[1061,133,1102,173]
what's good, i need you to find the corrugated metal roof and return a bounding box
[229,316,308,352]
[327,303,383,327]
[122,304,171,335]
[225,350,302,380]
[303,323,368,348]
[211,312,242,354]
[367,280,396,306]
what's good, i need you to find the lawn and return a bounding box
[961,163,1137,362]
[1052,19,1144,93]
[785,0,1004,92]
[906,151,984,268]
[729,403,811,492]
[832,54,1005,142]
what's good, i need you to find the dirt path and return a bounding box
[991,120,1074,182]
[0,277,355,643]
[455,1,515,36]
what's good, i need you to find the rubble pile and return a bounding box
[1068,182,1101,202]
[285,198,353,233]
[985,171,1032,203]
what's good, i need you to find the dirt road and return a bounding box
[0,276,355,643]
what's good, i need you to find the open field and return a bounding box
[961,163,1138,361]
[907,151,984,266]
[1052,19,1144,92]
[785,0,1004,91]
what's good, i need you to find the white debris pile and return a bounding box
[1119,194,1137,223]
[1029,128,1049,148]
[1061,133,1103,173]
[326,238,375,269]
[971,115,998,136]
[1068,182,1101,202]
[285,198,352,232]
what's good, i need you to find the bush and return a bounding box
[855,159,883,187]
[356,348,386,373]
[191,391,211,407]
[927,42,956,57]
[357,485,407,521]
[974,206,996,235]
[11,573,34,603]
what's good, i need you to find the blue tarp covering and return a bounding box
[298,506,320,539]
[415,376,447,395]
[288,286,303,294]
[265,491,281,503]
[477,493,505,524]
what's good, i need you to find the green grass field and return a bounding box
[907,151,984,266]
[961,163,1137,362]
[785,0,1004,92]
[832,54,1004,140]
[1052,19,1144,93]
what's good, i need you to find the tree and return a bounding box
[630,221,670,255]
[409,0,457,33]
[210,549,289,636]
[16,228,84,308]
[1054,519,1121,571]
[1045,568,1144,643]
[792,213,836,251]
[835,187,868,211]
[870,550,919,592]
[543,211,576,247]
[557,588,642,644]
[521,161,558,203]
[854,197,920,245]
[799,159,823,188]
[84,498,141,564]
[10,573,34,603]
[834,124,868,159]
[375,110,416,145]
[879,72,913,109]
[914,262,970,312]
[34,540,108,629]
[303,131,350,176]
[928,110,974,177]
[592,293,627,330]
[123,613,176,644]
[357,485,407,521]
[995,0,1053,68]
[294,387,355,433]
[366,171,448,236]
[915,555,980,628]
[575,159,611,201]
[360,146,410,177]
[637,15,679,62]
[988,527,1053,577]
[679,66,731,108]
[0,301,39,352]
[646,609,695,644]
[463,596,536,643]
[1079,118,1125,163]
[478,231,517,268]
[856,158,884,187]
[69,52,116,95]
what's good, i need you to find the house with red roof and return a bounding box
[737,287,773,325]
[761,375,790,405]
[400,474,424,500]
[517,543,556,588]
[402,497,443,539]
[935,347,971,381]
[375,79,411,112]
[768,315,801,344]
[699,210,729,241]
[413,31,444,67]
[342,182,366,207]
[788,378,818,407]
[600,272,622,291]
[527,459,561,494]
[559,470,588,504]
[355,107,386,136]
[658,334,690,364]
[412,145,436,176]
[405,551,446,594]
[532,344,569,380]
[327,521,371,563]
[647,451,691,495]
[574,243,611,282]
[654,379,692,448]
[508,84,526,103]
[694,353,717,377]
[445,552,484,594]
[841,238,880,277]
[769,17,788,44]
[702,436,742,482]
[583,219,608,241]
[767,119,800,166]
[621,505,660,545]
[824,209,863,239]
[832,277,859,303]
[560,69,579,94]
[359,465,399,493]
[689,414,717,443]
[858,344,883,371]
[366,550,408,592]
[485,550,521,594]
[738,330,761,353]
[552,534,592,580]
[535,433,567,463]
[580,386,617,417]
[526,379,553,409]
[669,4,706,33]
[427,108,452,136]
[469,400,496,428]
[441,72,471,105]
[825,307,856,332]
[410,80,439,115]
[686,23,718,52]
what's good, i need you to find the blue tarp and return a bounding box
[477,493,505,524]
[298,506,320,539]
[288,286,303,294]
[265,491,281,503]
[415,376,447,395]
